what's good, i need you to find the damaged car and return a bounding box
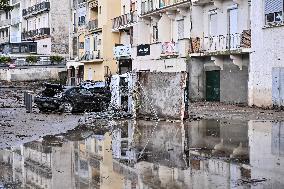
[34,83,111,113]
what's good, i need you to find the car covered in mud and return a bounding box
[34,82,111,113]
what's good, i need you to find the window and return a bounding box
[94,35,97,51]
[153,24,158,42]
[209,10,218,36]
[99,6,102,14]
[177,19,184,40]
[264,0,284,24]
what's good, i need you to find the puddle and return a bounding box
[0,119,283,189]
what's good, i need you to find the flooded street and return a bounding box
[0,119,283,189]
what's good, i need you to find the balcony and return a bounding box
[0,19,11,28]
[88,0,98,8]
[112,12,138,31]
[0,36,9,44]
[22,28,50,41]
[189,30,251,56]
[22,2,50,18]
[80,50,103,63]
[114,45,132,59]
[87,19,98,31]
[141,0,191,16]
[161,41,179,57]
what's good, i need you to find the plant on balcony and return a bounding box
[50,55,64,64]
[26,56,38,63]
[0,56,11,63]
[0,0,13,11]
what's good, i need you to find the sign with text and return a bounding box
[137,44,150,56]
[114,45,131,58]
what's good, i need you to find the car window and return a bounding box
[79,88,92,95]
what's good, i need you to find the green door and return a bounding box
[206,70,220,101]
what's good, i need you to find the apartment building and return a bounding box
[112,0,138,74]
[79,0,121,81]
[132,0,191,72]
[0,10,11,53]
[21,0,71,57]
[249,0,284,108]
[189,0,251,103]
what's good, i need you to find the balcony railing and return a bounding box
[112,12,138,31]
[161,41,179,57]
[22,2,50,18]
[0,37,9,44]
[81,50,102,61]
[22,28,51,41]
[141,0,191,15]
[87,19,98,30]
[88,0,98,8]
[0,19,11,27]
[189,30,251,54]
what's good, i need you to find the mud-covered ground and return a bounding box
[0,81,82,148]
[0,81,283,189]
[189,101,284,121]
[1,81,284,149]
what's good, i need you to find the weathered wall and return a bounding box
[133,58,187,72]
[220,63,248,104]
[0,67,66,81]
[137,72,187,120]
[189,58,205,101]
[248,1,284,107]
[50,0,72,57]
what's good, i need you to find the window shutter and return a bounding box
[178,19,184,39]
[265,0,283,14]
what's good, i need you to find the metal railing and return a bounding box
[81,50,101,61]
[87,19,98,30]
[189,30,251,54]
[22,28,50,40]
[22,2,50,18]
[141,0,190,15]
[0,19,11,27]
[112,11,138,30]
[0,37,9,44]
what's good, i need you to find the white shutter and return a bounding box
[178,19,184,39]
[265,0,283,14]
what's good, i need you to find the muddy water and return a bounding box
[0,119,283,189]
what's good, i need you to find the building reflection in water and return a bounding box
[0,120,283,189]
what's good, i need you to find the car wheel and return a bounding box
[63,101,73,113]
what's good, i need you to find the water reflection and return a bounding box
[0,120,283,189]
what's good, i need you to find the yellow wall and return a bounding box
[82,0,121,82]
[83,62,105,81]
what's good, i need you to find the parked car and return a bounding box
[34,83,111,113]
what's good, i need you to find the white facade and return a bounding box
[132,0,191,72]
[249,0,284,107]
[188,0,251,103]
[10,1,22,43]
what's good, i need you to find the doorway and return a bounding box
[206,70,220,101]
